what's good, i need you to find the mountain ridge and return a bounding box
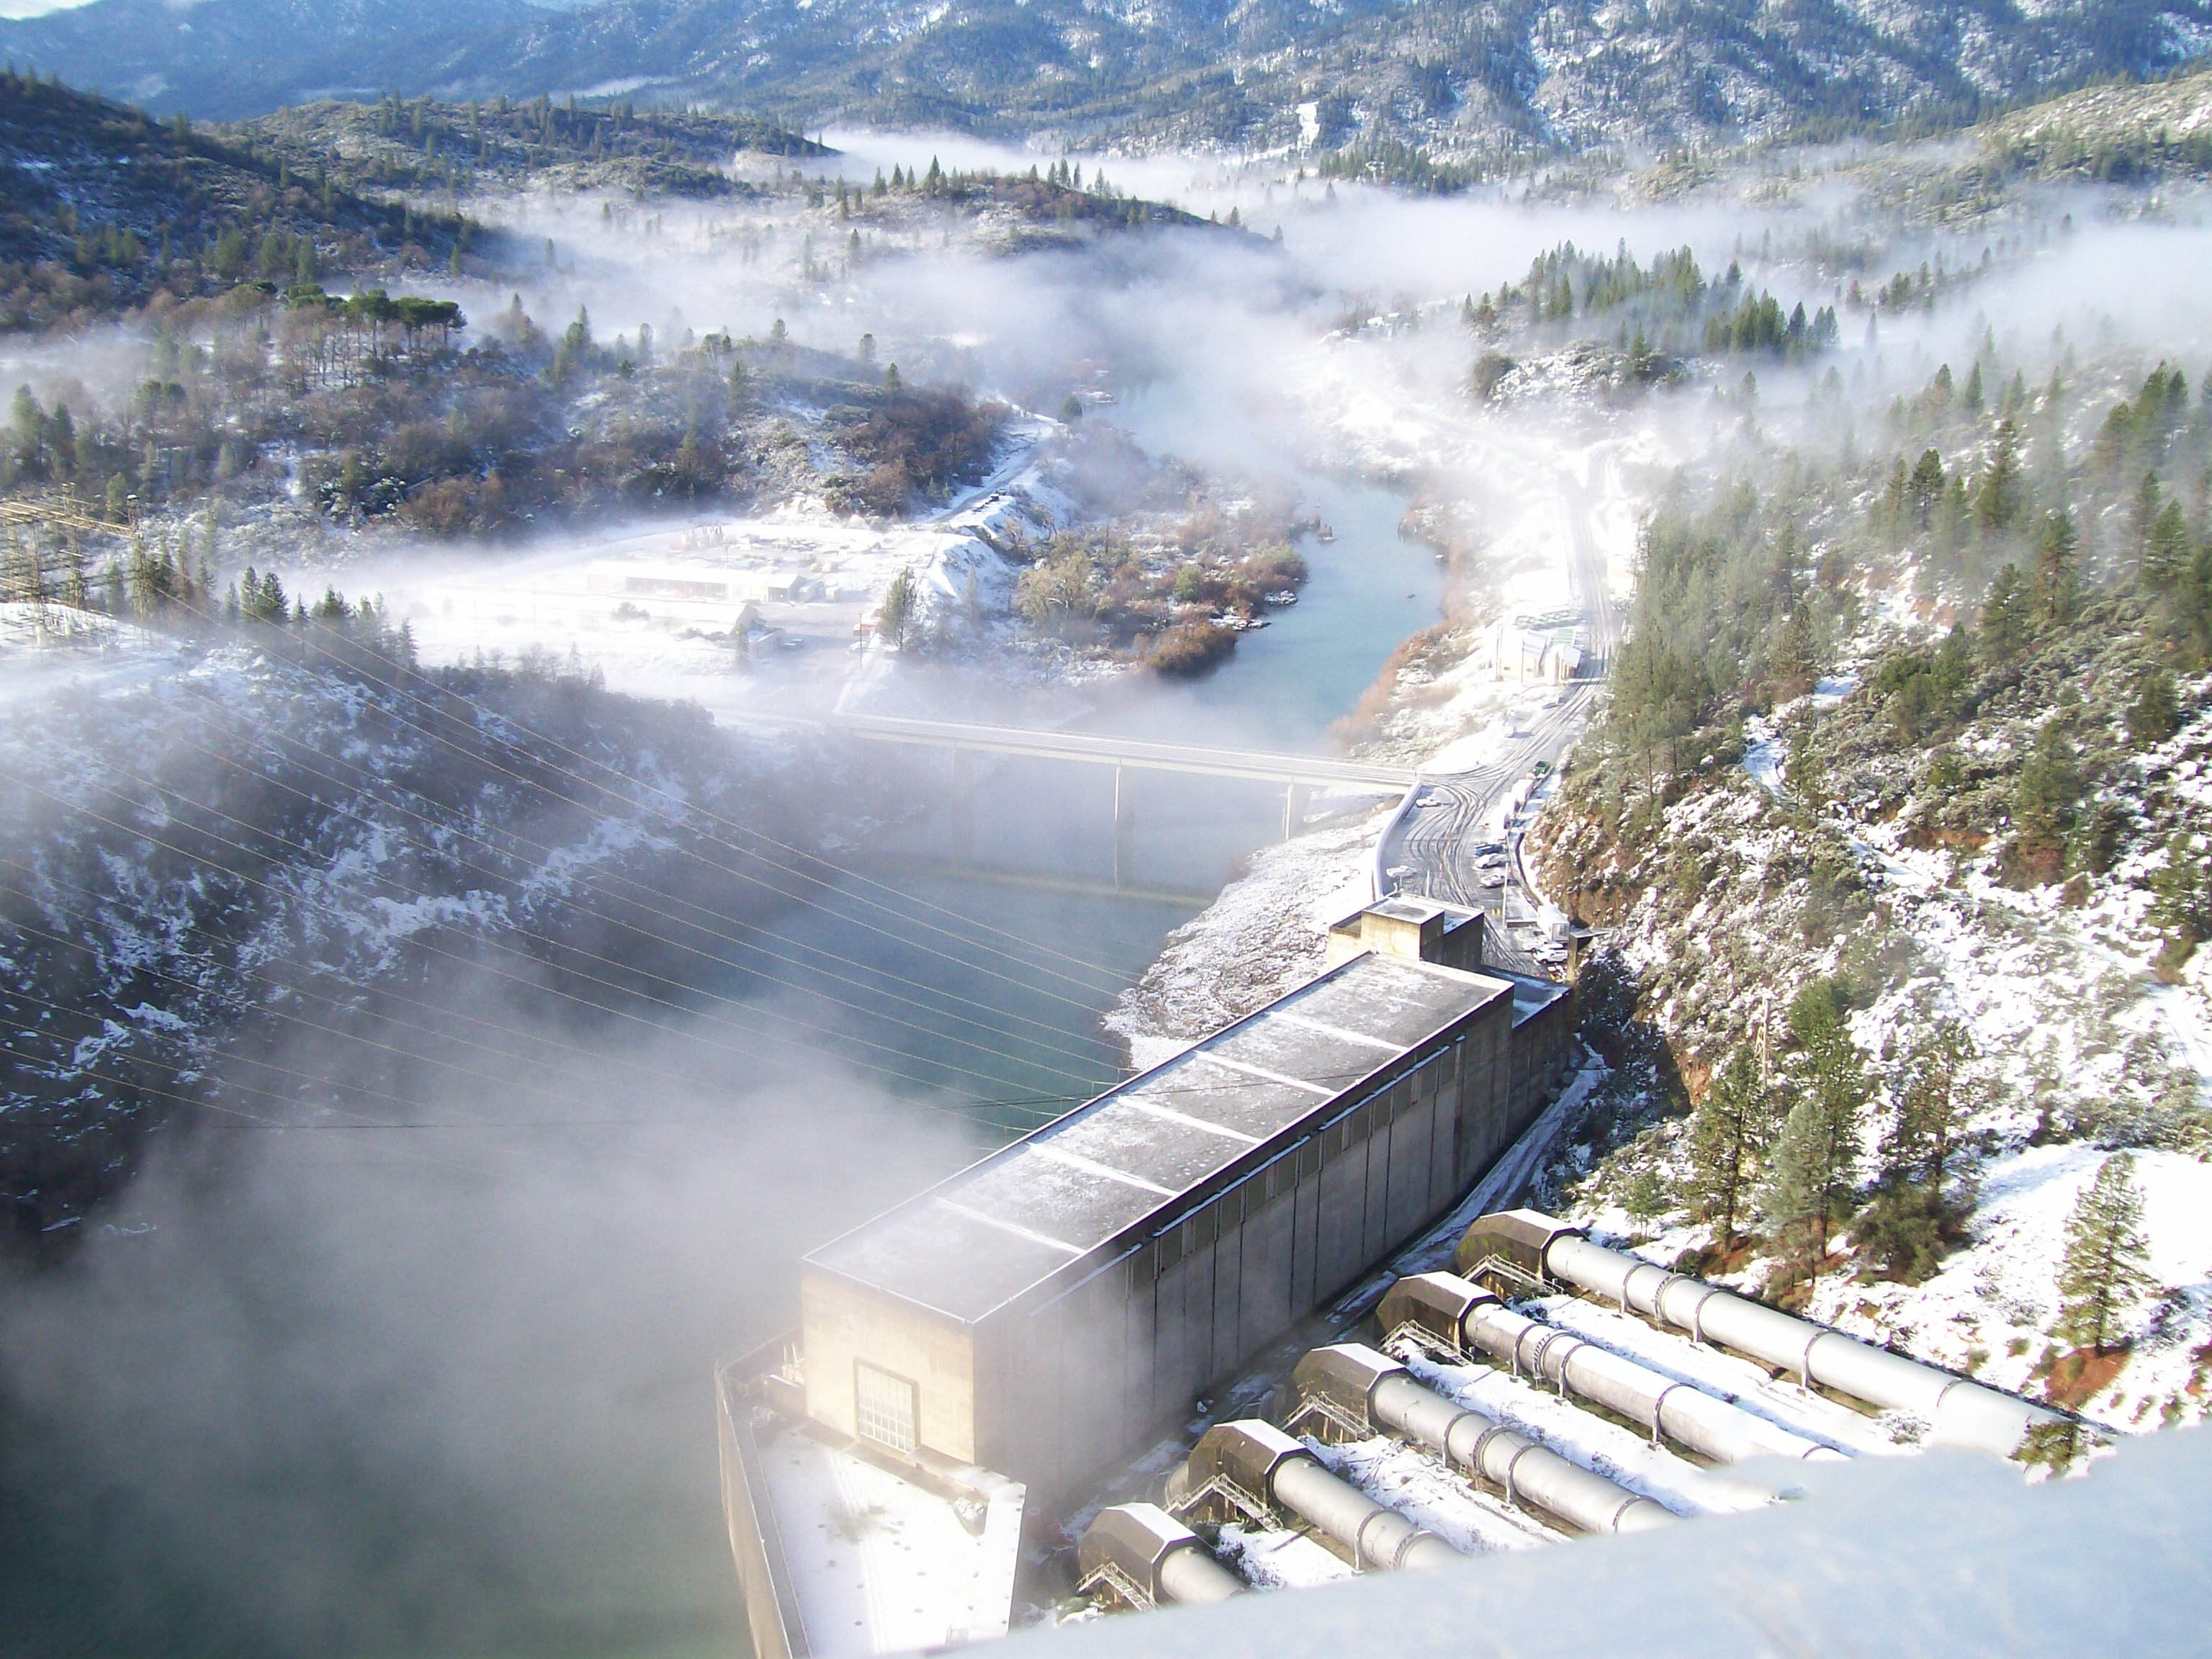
[4,0,2208,156]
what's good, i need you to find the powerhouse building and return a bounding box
[796,902,1570,1506]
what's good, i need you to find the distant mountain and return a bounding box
[0,0,545,119]
[5,0,2210,153]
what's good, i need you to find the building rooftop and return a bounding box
[806,953,1513,1324]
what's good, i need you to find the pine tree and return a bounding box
[1686,1046,1771,1247]
[2053,1154,2155,1354]
[1760,1001,1867,1293]
[1759,1084,1859,1293]
[1858,1019,1978,1281]
[1980,562,2031,666]
[2015,719,2082,855]
[1972,419,2024,535]
[1907,447,1946,529]
[2031,510,2080,627]
[2141,498,2191,593]
[878,567,914,649]
[2128,667,2180,747]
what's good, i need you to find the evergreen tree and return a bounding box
[2053,1154,2155,1354]
[877,567,914,649]
[1972,419,2024,535]
[2128,667,2180,747]
[2031,510,2080,627]
[1980,563,2031,666]
[1760,1082,1860,1293]
[1907,447,1946,529]
[2014,719,2082,855]
[2142,498,2192,593]
[1686,1046,1771,1247]
[1858,1019,1979,1281]
[1761,986,1867,1292]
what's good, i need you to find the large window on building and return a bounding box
[854,1361,919,1455]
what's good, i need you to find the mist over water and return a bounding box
[11,109,2212,1657]
[0,1029,976,1658]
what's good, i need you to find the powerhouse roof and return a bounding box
[804,952,1514,1324]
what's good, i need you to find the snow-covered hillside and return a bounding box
[1531,677,2212,1437]
[0,621,909,1244]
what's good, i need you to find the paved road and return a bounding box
[1382,458,1622,940]
[1384,683,1597,910]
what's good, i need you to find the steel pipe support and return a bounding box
[1478,1213,2062,1457]
[1176,1420,1461,1572]
[1295,1344,1674,1537]
[1081,1503,1245,1607]
[1387,1270,1839,1465]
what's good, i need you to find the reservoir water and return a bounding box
[761,476,1445,1120]
[0,479,1445,1659]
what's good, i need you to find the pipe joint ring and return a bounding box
[1466,1421,1509,1477]
[1499,1442,1534,1510]
[1389,1528,1437,1571]
[1353,1509,1392,1570]
[1686,1286,1721,1346]
[1799,1331,1825,1388]
[1647,1380,1686,1444]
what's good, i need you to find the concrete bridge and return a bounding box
[742,712,1418,887]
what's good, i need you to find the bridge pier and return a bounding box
[1113,763,1136,889]
[947,747,974,860]
[1281,782,1308,842]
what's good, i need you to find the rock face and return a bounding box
[6,0,2209,150]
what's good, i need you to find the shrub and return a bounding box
[1148,620,1236,678]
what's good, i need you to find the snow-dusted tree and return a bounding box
[1686,1046,1771,1248]
[1760,1004,1867,1294]
[2053,1154,2156,1355]
[1859,1018,1980,1281]
[1760,1085,1858,1293]
[877,569,916,651]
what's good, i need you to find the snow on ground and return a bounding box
[338,430,1070,720]
[1582,688,2212,1436]
[1308,1432,1565,1554]
[1814,1144,2212,1431]
[1213,1522,1353,1589]
[1390,1344,1778,1517]
[1105,809,1390,1068]
[757,1417,1001,1658]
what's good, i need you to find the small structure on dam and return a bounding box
[720,901,1570,1657]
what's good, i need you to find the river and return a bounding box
[0,478,1444,1659]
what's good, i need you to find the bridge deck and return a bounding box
[796,714,1419,791]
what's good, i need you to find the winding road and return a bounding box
[1381,455,1622,938]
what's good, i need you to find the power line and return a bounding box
[179,591,1136,993]
[0,759,1100,1102]
[0,857,1061,1128]
[0,909,1045,1138]
[151,696,1123,1069]
[13,746,1107,1088]
[4,870,1410,1130]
